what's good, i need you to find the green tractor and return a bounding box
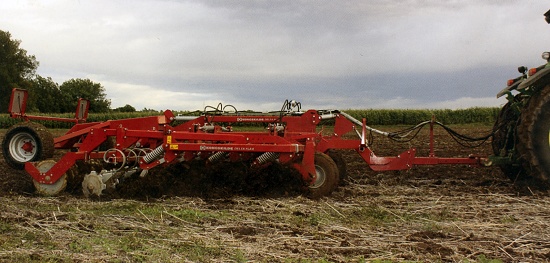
[492,9,550,188]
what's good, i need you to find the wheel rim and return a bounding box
[8,132,37,162]
[309,164,327,189]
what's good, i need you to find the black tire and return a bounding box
[517,84,550,187]
[327,150,348,185]
[492,100,526,182]
[306,152,339,199]
[2,122,54,170]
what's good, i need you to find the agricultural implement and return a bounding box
[4,10,550,198]
[2,89,492,198]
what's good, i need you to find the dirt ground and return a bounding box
[1,125,550,262]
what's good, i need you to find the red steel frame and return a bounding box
[8,88,487,186]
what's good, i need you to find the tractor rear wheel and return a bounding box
[307,152,339,199]
[492,100,526,182]
[2,122,54,170]
[517,84,550,187]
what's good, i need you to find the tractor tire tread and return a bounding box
[517,84,550,185]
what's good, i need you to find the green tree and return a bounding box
[27,76,62,113]
[59,78,110,113]
[0,30,39,112]
[114,104,136,112]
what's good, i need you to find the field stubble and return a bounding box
[0,124,550,262]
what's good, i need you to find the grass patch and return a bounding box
[344,205,397,226]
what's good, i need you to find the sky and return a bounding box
[2,0,550,112]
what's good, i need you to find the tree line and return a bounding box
[0,30,135,113]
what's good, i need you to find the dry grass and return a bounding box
[1,185,550,262]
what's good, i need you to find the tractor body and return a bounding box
[491,49,550,186]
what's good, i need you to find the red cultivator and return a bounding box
[2,88,490,198]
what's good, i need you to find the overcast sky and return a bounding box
[2,0,550,111]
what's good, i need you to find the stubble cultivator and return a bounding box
[2,89,490,198]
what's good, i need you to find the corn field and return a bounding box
[0,107,500,129]
[343,107,500,125]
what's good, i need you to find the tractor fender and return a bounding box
[496,79,522,98]
[518,67,550,91]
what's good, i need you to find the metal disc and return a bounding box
[82,171,105,198]
[33,160,67,196]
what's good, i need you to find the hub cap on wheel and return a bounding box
[8,132,37,162]
[33,160,67,196]
[309,164,327,189]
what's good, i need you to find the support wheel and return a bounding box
[33,160,67,196]
[517,84,550,188]
[2,122,54,170]
[307,152,339,199]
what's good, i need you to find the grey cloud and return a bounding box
[3,0,550,111]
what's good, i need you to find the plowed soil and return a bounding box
[1,125,550,262]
